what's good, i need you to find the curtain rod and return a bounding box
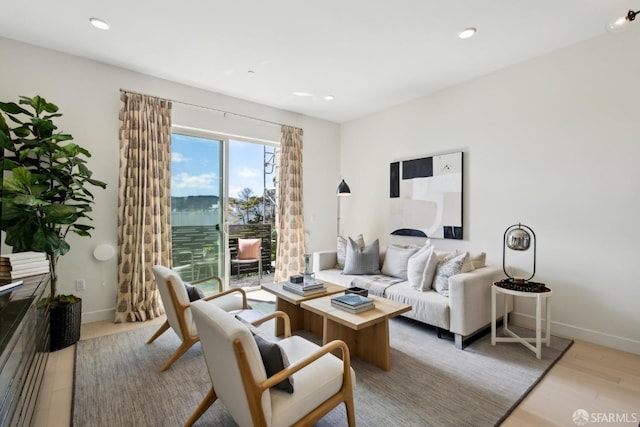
[119,88,302,131]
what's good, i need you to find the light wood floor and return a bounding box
[33,319,639,427]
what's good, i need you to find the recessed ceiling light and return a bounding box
[324,95,335,101]
[89,17,110,30]
[459,27,476,39]
[292,91,313,97]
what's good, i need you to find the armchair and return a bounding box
[148,265,261,371]
[186,301,356,427]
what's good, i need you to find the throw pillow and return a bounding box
[238,238,261,260]
[460,252,487,272]
[253,334,294,393]
[381,244,419,279]
[470,252,486,269]
[433,252,468,297]
[419,247,441,292]
[407,242,433,289]
[337,234,364,269]
[183,283,205,302]
[342,238,380,275]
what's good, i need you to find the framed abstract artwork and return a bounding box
[390,151,463,239]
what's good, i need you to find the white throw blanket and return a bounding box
[349,275,404,297]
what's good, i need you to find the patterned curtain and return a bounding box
[115,92,172,323]
[273,126,305,282]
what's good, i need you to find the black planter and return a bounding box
[49,298,82,351]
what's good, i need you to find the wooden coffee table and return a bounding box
[301,294,411,371]
[261,282,345,336]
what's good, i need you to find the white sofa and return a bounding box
[313,249,511,348]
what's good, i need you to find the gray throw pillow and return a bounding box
[337,234,364,269]
[381,244,419,279]
[433,252,468,297]
[184,283,205,302]
[342,238,380,275]
[253,334,294,393]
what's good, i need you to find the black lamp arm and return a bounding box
[627,10,639,21]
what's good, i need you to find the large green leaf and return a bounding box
[0,101,31,115]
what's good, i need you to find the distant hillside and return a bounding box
[171,195,219,212]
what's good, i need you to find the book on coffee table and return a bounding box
[330,300,375,314]
[331,294,373,307]
[282,282,326,296]
[330,294,375,313]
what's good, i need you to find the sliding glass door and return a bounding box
[170,131,276,293]
[170,133,224,293]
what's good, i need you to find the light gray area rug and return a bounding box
[73,315,572,427]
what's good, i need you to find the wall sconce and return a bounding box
[502,223,536,283]
[336,179,351,236]
[606,9,639,33]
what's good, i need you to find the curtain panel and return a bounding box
[115,92,172,323]
[274,126,305,282]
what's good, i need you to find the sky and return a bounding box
[171,133,272,199]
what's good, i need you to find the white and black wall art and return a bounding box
[390,151,463,239]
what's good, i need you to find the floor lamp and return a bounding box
[337,179,351,236]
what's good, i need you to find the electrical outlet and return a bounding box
[75,279,86,291]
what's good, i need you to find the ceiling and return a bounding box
[0,1,636,123]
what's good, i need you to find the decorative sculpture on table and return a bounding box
[499,223,547,292]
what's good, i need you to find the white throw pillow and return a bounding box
[381,245,419,280]
[337,234,364,269]
[419,246,440,292]
[433,252,468,297]
[407,242,433,289]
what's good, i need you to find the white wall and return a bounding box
[339,30,640,354]
[0,37,340,323]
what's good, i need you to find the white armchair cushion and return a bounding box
[270,336,355,427]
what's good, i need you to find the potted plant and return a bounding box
[0,95,106,351]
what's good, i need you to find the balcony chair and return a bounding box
[148,265,264,372]
[231,237,263,281]
[185,301,356,427]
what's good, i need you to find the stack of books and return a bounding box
[331,294,375,314]
[0,252,50,282]
[282,279,326,296]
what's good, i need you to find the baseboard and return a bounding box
[510,312,640,355]
[81,308,115,324]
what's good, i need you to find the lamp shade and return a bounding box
[337,179,351,196]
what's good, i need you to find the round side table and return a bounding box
[491,284,552,359]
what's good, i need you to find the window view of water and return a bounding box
[170,133,276,290]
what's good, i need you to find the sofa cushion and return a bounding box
[433,252,468,297]
[337,234,364,269]
[381,244,419,279]
[383,281,450,330]
[343,238,380,275]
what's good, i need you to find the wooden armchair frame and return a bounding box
[185,311,355,427]
[147,274,251,372]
